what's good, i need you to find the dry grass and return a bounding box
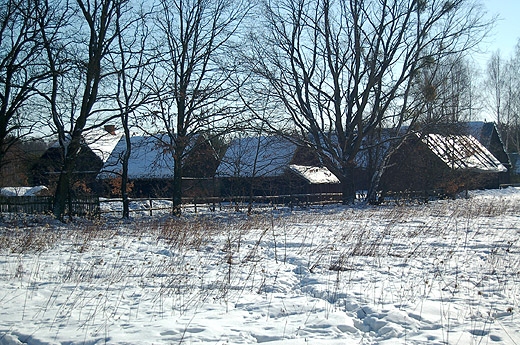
[0,194,519,343]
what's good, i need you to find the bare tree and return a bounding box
[486,51,505,125]
[485,42,520,153]
[248,0,490,203]
[412,55,478,127]
[143,0,251,215]
[40,0,130,220]
[507,41,520,153]
[0,0,53,172]
[111,5,158,218]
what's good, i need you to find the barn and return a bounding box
[465,121,511,185]
[379,132,507,197]
[97,134,220,198]
[215,135,340,197]
[32,126,122,196]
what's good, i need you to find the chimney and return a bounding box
[104,125,116,135]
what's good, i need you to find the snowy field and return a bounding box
[1,188,519,344]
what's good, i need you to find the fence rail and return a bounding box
[0,196,100,217]
[1,188,453,218]
[186,193,345,206]
[1,193,344,218]
[99,193,346,216]
[0,196,53,214]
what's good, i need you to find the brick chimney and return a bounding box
[104,125,116,135]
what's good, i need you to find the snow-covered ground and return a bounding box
[1,188,519,344]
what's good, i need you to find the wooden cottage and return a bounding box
[379,133,507,197]
[32,126,122,196]
[97,134,220,198]
[465,121,511,185]
[216,135,340,197]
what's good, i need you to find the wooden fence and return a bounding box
[0,193,344,218]
[0,189,453,218]
[0,196,100,217]
[100,193,346,216]
[380,189,449,203]
[0,196,53,214]
[195,193,345,207]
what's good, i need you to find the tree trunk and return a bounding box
[367,165,385,205]
[172,151,183,216]
[53,170,70,221]
[0,151,6,174]
[121,158,130,219]
[53,133,82,221]
[121,132,131,219]
[340,165,356,204]
[247,177,255,215]
[53,160,75,220]
[366,134,408,204]
[0,127,7,170]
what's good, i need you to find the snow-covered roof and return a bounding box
[464,121,496,147]
[82,129,123,163]
[421,133,507,173]
[216,136,297,177]
[289,165,340,184]
[51,128,122,163]
[99,135,176,179]
[0,186,49,197]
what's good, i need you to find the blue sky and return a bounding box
[481,0,519,59]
